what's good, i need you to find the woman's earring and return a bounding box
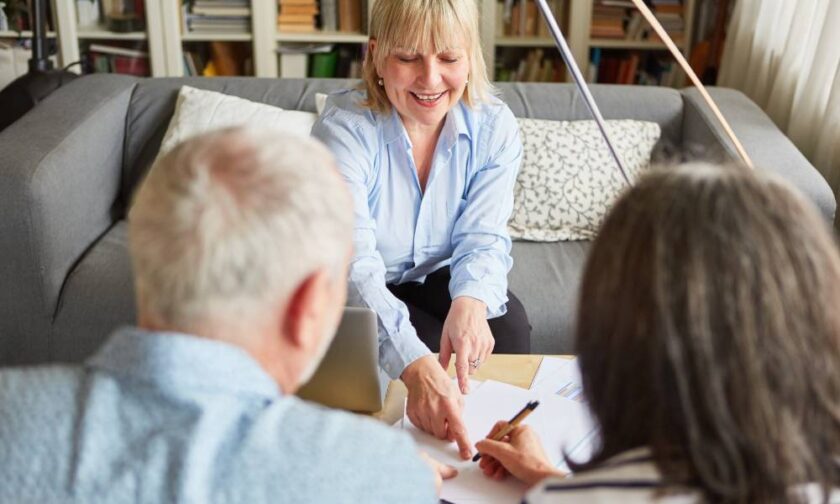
[378,78,384,86]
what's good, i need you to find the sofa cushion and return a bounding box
[49,225,585,360]
[157,85,318,159]
[52,222,136,362]
[509,118,661,241]
[121,78,359,214]
[509,241,590,354]
[121,80,685,216]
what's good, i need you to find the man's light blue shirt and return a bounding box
[0,327,436,503]
[312,90,523,379]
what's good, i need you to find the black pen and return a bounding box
[472,400,540,462]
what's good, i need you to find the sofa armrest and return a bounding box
[0,74,138,364]
[681,87,837,222]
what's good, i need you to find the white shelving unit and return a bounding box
[0,31,58,38]
[583,0,696,85]
[50,0,167,76]
[75,30,148,40]
[20,0,694,85]
[484,0,695,85]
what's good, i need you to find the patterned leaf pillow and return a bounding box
[509,118,661,241]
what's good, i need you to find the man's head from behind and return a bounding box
[128,128,353,393]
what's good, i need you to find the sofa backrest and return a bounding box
[120,78,685,214]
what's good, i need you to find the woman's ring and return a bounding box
[470,358,481,369]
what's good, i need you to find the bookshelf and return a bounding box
[0,31,57,37]
[585,0,696,86]
[158,0,258,77]
[21,0,696,86]
[486,0,571,83]
[480,0,696,85]
[0,4,59,85]
[51,0,167,76]
[272,0,374,79]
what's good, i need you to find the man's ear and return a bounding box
[283,268,331,350]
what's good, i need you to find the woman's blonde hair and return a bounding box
[361,0,494,115]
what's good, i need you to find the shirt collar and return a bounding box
[86,326,281,400]
[603,446,654,467]
[381,100,472,150]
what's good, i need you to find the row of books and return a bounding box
[591,0,685,43]
[495,0,563,38]
[278,0,363,34]
[277,42,362,78]
[646,0,685,43]
[77,0,146,32]
[183,0,251,34]
[2,2,55,32]
[495,48,566,82]
[182,41,253,75]
[85,42,149,76]
[588,48,680,86]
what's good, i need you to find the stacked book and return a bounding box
[87,43,150,76]
[649,0,685,44]
[588,50,679,86]
[496,48,565,82]
[623,0,685,43]
[590,0,629,39]
[278,0,318,33]
[336,0,363,32]
[276,0,364,34]
[589,48,639,83]
[185,0,251,34]
[496,0,562,38]
[277,42,364,78]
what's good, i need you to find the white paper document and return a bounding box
[398,364,598,504]
[530,357,584,402]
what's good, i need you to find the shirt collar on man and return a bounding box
[86,326,281,400]
[381,101,472,151]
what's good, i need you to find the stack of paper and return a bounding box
[398,358,598,504]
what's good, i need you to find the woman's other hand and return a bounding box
[474,422,566,487]
[402,355,473,459]
[440,296,495,394]
[418,451,459,494]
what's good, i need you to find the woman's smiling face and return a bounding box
[374,41,470,130]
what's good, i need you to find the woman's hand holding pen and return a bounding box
[440,296,495,394]
[475,421,566,487]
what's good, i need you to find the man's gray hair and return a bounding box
[128,127,352,329]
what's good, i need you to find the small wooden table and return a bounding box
[373,354,568,425]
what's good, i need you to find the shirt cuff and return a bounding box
[378,328,433,380]
[449,280,509,319]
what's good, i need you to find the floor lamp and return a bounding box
[0,0,77,133]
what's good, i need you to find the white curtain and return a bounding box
[719,0,840,228]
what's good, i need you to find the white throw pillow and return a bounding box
[509,118,661,241]
[315,92,328,115]
[157,85,318,158]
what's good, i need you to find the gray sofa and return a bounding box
[0,75,835,365]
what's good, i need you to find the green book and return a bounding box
[309,51,338,78]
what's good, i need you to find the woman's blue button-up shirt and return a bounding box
[312,90,522,379]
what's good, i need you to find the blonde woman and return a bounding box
[475,164,840,502]
[312,0,530,459]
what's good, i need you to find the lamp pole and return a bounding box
[534,0,631,185]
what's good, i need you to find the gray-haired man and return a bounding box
[0,128,454,502]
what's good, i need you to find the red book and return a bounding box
[113,55,150,76]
